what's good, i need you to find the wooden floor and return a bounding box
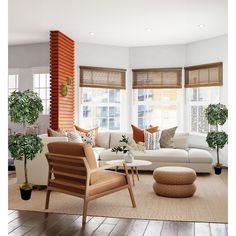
[8,210,228,236]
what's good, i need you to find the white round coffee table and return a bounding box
[106,160,152,186]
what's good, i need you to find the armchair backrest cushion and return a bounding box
[47,142,97,170]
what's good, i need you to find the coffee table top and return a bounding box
[106,159,152,167]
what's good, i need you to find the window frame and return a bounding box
[185,86,221,135]
[79,87,126,131]
[8,68,19,95]
[132,88,182,130]
[32,67,50,115]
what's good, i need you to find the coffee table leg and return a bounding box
[130,167,135,186]
[135,167,139,181]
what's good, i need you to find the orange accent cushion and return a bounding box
[131,124,158,143]
[74,125,99,146]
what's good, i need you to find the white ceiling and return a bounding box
[9,0,227,47]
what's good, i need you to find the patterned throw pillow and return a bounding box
[67,130,83,142]
[74,125,99,146]
[160,126,178,148]
[144,130,161,150]
[78,130,96,147]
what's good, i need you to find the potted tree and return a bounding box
[8,90,44,200]
[205,103,228,175]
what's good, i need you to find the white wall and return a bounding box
[8,35,228,164]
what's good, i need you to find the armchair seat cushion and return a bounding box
[89,170,127,196]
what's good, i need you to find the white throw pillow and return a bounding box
[144,130,161,150]
[67,130,83,143]
[172,133,189,149]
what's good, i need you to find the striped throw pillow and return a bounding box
[144,130,161,150]
[67,130,83,142]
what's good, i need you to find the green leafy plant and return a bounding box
[8,90,44,190]
[205,103,228,170]
[111,135,145,155]
[9,90,43,125]
[8,134,43,184]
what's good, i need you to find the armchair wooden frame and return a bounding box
[45,152,136,224]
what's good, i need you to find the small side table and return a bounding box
[106,160,152,186]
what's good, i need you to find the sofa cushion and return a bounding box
[109,132,132,148]
[131,124,158,143]
[133,149,188,163]
[93,147,107,161]
[188,148,213,163]
[99,148,188,163]
[74,125,99,146]
[160,126,177,148]
[172,133,189,149]
[99,149,125,161]
[97,131,110,149]
[144,130,161,150]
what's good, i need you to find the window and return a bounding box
[133,89,179,129]
[8,74,19,95]
[186,87,220,134]
[80,88,122,130]
[33,73,50,115]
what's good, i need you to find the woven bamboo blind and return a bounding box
[80,66,126,89]
[132,68,182,89]
[184,62,223,88]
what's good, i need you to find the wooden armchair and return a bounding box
[45,142,136,224]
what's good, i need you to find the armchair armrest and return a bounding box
[90,161,125,174]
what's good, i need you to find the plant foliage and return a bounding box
[205,103,228,126]
[206,131,228,149]
[111,135,145,155]
[8,134,43,160]
[9,90,43,125]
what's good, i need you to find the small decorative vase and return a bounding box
[124,153,134,163]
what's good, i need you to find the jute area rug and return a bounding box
[8,170,228,223]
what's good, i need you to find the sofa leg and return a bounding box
[45,190,51,209]
[82,200,88,224]
[128,186,136,208]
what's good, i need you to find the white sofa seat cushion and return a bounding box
[188,148,213,163]
[96,132,110,149]
[133,149,188,163]
[99,149,125,161]
[99,148,188,163]
[93,147,107,161]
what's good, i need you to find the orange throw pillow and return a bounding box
[131,124,158,143]
[74,125,99,146]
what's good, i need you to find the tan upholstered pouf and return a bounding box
[153,182,196,198]
[153,166,196,185]
[153,166,197,198]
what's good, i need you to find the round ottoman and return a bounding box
[153,166,197,198]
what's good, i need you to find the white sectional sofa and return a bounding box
[14,131,213,186]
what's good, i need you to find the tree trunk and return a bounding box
[216,146,220,165]
[24,156,28,184]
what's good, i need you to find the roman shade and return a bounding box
[184,62,223,88]
[80,66,126,89]
[132,68,182,89]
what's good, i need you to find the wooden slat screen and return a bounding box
[132,68,182,89]
[50,31,75,130]
[80,66,126,89]
[184,62,223,88]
